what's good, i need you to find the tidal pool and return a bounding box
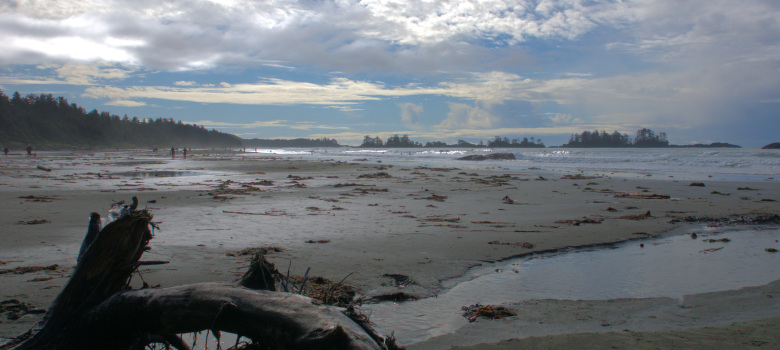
[364,226,780,344]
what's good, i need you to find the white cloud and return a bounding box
[548,113,579,125]
[0,77,67,85]
[438,102,500,130]
[0,62,135,85]
[81,76,448,107]
[105,99,146,107]
[51,63,135,85]
[262,62,297,70]
[2,0,777,80]
[2,0,109,20]
[358,0,617,45]
[190,120,289,128]
[189,119,349,131]
[0,0,630,71]
[289,122,350,131]
[399,102,423,129]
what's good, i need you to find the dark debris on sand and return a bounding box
[226,246,285,257]
[669,213,779,226]
[1,299,45,321]
[0,264,59,275]
[461,304,516,322]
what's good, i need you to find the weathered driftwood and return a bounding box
[3,210,395,350]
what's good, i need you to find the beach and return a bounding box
[1,149,779,348]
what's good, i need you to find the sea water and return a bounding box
[178,225,780,349]
[243,147,780,182]
[363,226,780,343]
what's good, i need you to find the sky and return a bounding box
[1,0,779,147]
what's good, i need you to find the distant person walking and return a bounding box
[26,145,32,156]
[3,147,8,157]
[183,147,187,159]
[170,147,175,159]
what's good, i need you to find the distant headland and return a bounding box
[762,142,780,149]
[559,128,740,148]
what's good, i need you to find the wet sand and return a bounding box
[1,150,778,347]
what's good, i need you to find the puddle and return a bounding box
[113,171,202,178]
[363,226,780,344]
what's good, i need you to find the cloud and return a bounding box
[289,122,351,131]
[0,0,628,72]
[547,113,580,125]
[105,99,146,107]
[81,76,451,107]
[438,102,500,130]
[2,0,109,20]
[3,0,777,80]
[262,62,297,70]
[0,62,135,86]
[83,79,375,106]
[189,119,349,131]
[0,77,67,85]
[399,102,423,129]
[50,63,136,85]
[358,0,616,45]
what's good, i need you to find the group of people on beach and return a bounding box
[2,145,196,159]
[169,147,190,159]
[2,145,34,157]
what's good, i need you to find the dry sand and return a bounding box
[1,150,778,347]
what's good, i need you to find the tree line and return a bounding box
[564,128,669,147]
[0,91,242,149]
[487,136,545,148]
[359,134,544,148]
[360,134,423,148]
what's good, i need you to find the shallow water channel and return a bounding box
[179,226,780,349]
[364,226,780,344]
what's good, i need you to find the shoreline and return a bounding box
[1,150,778,347]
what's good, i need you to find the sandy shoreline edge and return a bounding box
[1,150,778,347]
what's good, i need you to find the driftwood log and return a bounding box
[2,210,398,350]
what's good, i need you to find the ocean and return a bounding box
[243,147,780,182]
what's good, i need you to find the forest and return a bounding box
[486,136,545,148]
[359,134,544,148]
[564,128,669,147]
[0,91,242,149]
[359,134,423,148]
